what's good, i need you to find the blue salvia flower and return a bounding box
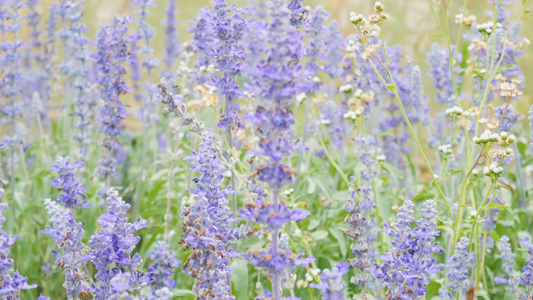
[69,2,95,156]
[0,203,37,296]
[240,1,313,297]
[37,295,50,300]
[41,199,89,298]
[344,178,373,295]
[374,200,443,298]
[189,6,214,85]
[130,0,160,125]
[519,237,533,299]
[408,65,431,125]
[287,0,307,27]
[162,0,179,78]
[208,0,246,130]
[49,156,89,208]
[94,16,132,182]
[181,130,238,299]
[56,1,83,76]
[310,262,349,300]
[441,237,470,299]
[494,235,519,293]
[86,187,149,299]
[145,241,180,299]
[302,5,329,80]
[426,43,462,107]
[1,0,26,165]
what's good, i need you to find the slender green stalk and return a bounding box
[361,29,452,218]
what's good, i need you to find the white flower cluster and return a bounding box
[339,84,353,94]
[438,144,452,155]
[445,106,471,119]
[343,109,362,121]
[477,21,502,35]
[483,161,503,178]
[497,131,515,147]
[345,40,359,59]
[296,268,321,289]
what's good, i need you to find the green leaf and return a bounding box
[483,203,511,210]
[147,180,166,203]
[308,218,321,230]
[173,289,196,296]
[411,188,435,203]
[311,230,329,240]
[426,280,442,299]
[386,85,396,92]
[329,228,347,259]
[231,258,249,298]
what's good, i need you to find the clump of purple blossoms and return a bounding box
[41,199,89,298]
[181,130,238,299]
[0,203,37,297]
[162,0,179,78]
[343,178,373,296]
[85,187,149,299]
[441,237,470,299]
[494,235,519,293]
[374,200,443,298]
[239,1,314,298]
[207,0,245,131]
[145,241,180,299]
[94,16,132,183]
[1,0,26,172]
[130,0,160,125]
[519,237,533,299]
[49,156,89,208]
[310,262,349,300]
[426,43,462,107]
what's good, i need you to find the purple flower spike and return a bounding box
[181,131,238,299]
[0,203,36,296]
[519,237,533,299]
[147,241,181,295]
[86,188,149,299]
[49,156,89,208]
[94,16,132,181]
[310,262,349,300]
[41,199,89,298]
[374,200,443,298]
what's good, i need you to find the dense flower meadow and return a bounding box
[0,0,532,299]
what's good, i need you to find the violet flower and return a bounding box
[207,0,246,130]
[426,43,462,107]
[181,130,238,299]
[162,0,179,78]
[519,237,533,299]
[494,235,519,293]
[85,187,149,299]
[146,241,180,298]
[0,203,37,297]
[374,200,443,298]
[239,1,314,298]
[344,178,373,295]
[94,16,132,184]
[49,156,89,208]
[130,0,160,125]
[310,262,349,300]
[41,199,89,298]
[441,237,470,299]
